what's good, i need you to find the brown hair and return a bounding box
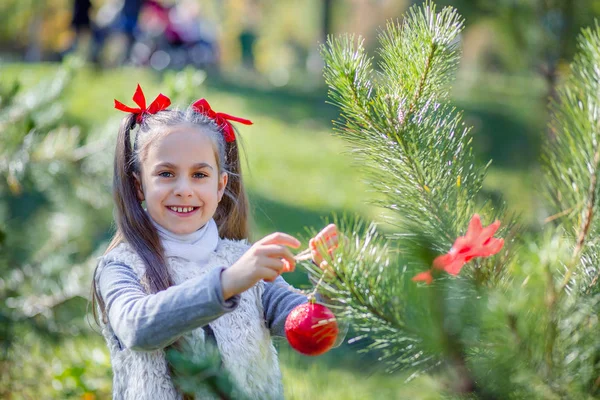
[91,106,250,398]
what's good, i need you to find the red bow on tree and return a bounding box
[412,214,504,284]
[114,84,171,123]
[192,98,253,142]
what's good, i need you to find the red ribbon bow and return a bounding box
[114,84,171,123]
[192,98,252,142]
[432,214,504,275]
[412,214,504,285]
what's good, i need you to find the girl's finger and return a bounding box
[311,248,323,266]
[259,232,301,248]
[311,236,339,256]
[321,223,337,234]
[262,268,280,282]
[263,257,294,275]
[313,226,339,248]
[324,235,339,249]
[282,259,295,273]
[318,224,338,240]
[320,260,336,277]
[280,249,297,272]
[259,244,296,262]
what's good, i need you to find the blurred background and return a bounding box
[2,0,600,398]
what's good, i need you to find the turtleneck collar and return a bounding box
[147,212,219,265]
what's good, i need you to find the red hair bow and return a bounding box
[192,98,252,142]
[114,84,171,123]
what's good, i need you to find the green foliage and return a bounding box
[322,2,508,251]
[319,3,516,386]
[544,23,600,230]
[543,22,600,301]
[0,57,112,398]
[316,2,600,399]
[166,345,244,400]
[431,0,600,74]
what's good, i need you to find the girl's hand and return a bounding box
[221,232,300,300]
[309,224,340,274]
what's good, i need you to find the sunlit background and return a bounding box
[2,0,600,398]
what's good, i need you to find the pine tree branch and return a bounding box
[304,221,435,373]
[375,5,466,241]
[541,24,600,386]
[324,4,478,249]
[344,274,408,331]
[386,40,455,242]
[560,143,600,293]
[544,23,600,296]
[318,2,504,379]
[406,42,437,121]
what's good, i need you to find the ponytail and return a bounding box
[214,136,250,240]
[91,114,173,325]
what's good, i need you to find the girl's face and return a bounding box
[134,126,227,235]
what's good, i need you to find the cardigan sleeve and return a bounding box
[95,262,240,351]
[261,276,307,337]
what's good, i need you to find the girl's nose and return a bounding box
[174,178,193,197]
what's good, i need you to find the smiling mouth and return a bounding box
[167,206,198,214]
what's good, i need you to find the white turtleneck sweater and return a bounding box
[152,218,219,265]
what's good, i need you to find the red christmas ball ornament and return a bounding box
[285,301,339,356]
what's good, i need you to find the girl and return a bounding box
[92,85,341,400]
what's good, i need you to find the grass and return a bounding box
[1,61,546,399]
[5,331,440,399]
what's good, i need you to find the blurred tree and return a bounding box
[431,0,600,99]
[0,57,116,397]
[322,0,334,41]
